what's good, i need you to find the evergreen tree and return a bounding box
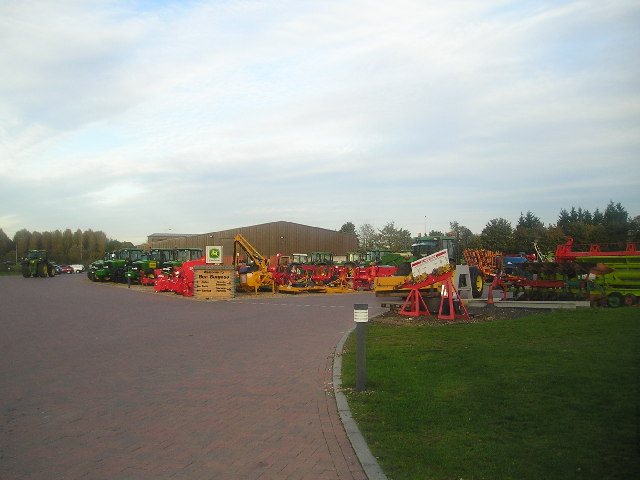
[481,218,513,252]
[377,221,413,252]
[511,211,545,253]
[602,201,629,244]
[628,215,640,242]
[339,222,357,235]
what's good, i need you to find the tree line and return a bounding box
[339,201,639,262]
[0,228,134,265]
[2,201,637,265]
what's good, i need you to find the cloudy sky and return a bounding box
[1,0,639,244]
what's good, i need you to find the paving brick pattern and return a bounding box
[0,275,384,479]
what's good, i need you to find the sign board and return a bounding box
[354,304,369,323]
[411,249,449,278]
[193,265,235,299]
[206,246,223,264]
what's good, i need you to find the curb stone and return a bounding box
[333,326,388,480]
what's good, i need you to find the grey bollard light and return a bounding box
[354,304,368,392]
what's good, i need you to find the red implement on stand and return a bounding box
[398,270,469,321]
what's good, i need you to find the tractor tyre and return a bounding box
[471,269,484,298]
[624,294,638,306]
[22,264,31,278]
[38,262,48,278]
[607,292,623,308]
[48,264,55,277]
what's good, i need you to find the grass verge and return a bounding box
[341,308,639,479]
[0,265,22,275]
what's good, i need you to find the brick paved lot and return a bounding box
[0,275,384,479]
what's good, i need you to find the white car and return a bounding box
[70,264,85,273]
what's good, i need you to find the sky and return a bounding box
[1,0,639,245]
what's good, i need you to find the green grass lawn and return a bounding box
[0,264,21,275]
[341,308,639,480]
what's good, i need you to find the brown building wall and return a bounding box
[140,221,358,259]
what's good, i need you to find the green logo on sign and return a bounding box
[209,248,220,259]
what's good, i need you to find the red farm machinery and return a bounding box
[487,238,639,307]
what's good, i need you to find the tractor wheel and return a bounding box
[471,270,484,298]
[607,292,623,308]
[48,264,55,277]
[38,262,48,277]
[624,294,638,306]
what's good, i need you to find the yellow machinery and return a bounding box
[374,249,451,299]
[233,234,275,294]
[374,249,484,300]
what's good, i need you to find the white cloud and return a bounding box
[0,0,638,242]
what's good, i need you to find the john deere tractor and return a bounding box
[21,250,56,278]
[90,248,144,283]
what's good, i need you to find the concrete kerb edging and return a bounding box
[333,326,388,480]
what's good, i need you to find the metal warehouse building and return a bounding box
[141,221,358,261]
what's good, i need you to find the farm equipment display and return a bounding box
[275,263,352,294]
[21,250,56,278]
[463,248,502,284]
[154,256,207,297]
[88,248,144,282]
[234,234,275,294]
[487,255,605,304]
[374,235,484,299]
[127,248,174,285]
[87,252,111,281]
[84,229,637,310]
[352,264,398,290]
[482,238,639,307]
[310,252,333,265]
[393,249,470,320]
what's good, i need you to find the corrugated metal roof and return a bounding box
[140,221,358,257]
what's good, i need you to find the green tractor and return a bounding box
[156,247,204,280]
[91,248,144,282]
[21,250,56,278]
[87,251,112,281]
[175,248,203,263]
[126,248,176,285]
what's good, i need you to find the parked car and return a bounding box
[70,264,84,273]
[59,265,74,274]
